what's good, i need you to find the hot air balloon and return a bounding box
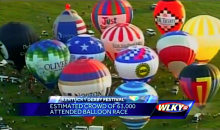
[66,34,105,62]
[0,22,39,72]
[53,5,87,43]
[182,15,220,63]
[25,40,70,90]
[58,59,112,125]
[154,0,185,34]
[115,45,159,82]
[114,81,158,130]
[179,63,220,110]
[156,31,198,78]
[91,0,133,33]
[101,23,145,62]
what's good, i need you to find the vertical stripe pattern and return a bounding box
[91,0,133,33]
[179,63,220,110]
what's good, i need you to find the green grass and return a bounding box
[1,1,220,130]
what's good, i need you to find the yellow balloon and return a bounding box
[182,15,220,63]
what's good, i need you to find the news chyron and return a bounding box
[48,96,194,119]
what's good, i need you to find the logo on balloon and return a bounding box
[135,63,150,78]
[57,33,62,41]
[0,41,9,60]
[100,17,117,30]
[156,16,175,26]
[44,60,68,71]
[113,42,142,49]
[74,92,102,96]
[57,32,75,42]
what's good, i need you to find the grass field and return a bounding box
[1,1,220,130]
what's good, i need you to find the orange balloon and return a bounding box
[153,0,185,34]
[83,116,95,125]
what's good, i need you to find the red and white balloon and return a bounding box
[156,31,198,78]
[101,23,145,62]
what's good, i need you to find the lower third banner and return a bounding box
[16,103,157,116]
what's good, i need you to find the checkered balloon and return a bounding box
[114,45,159,82]
[25,40,71,90]
[154,0,185,34]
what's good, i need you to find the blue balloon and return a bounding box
[66,34,105,62]
[114,81,158,130]
[53,10,87,43]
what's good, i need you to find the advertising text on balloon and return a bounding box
[74,92,102,96]
[58,33,75,41]
[156,16,175,26]
[113,42,142,51]
[100,17,117,30]
[23,43,32,50]
[44,60,68,71]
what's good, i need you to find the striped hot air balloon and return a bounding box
[182,15,220,63]
[53,9,87,43]
[114,81,158,130]
[115,45,159,82]
[101,23,145,62]
[179,63,220,110]
[58,59,112,125]
[156,31,198,78]
[58,59,111,97]
[91,0,133,33]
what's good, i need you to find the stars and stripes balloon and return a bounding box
[25,40,71,90]
[114,81,158,130]
[91,0,133,33]
[156,31,198,78]
[115,45,159,82]
[66,34,105,62]
[53,5,87,43]
[154,0,185,34]
[101,23,145,62]
[182,15,220,63]
[179,63,220,110]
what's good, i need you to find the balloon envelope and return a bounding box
[154,0,185,34]
[66,34,105,62]
[0,22,39,71]
[114,81,158,130]
[58,59,111,125]
[179,63,220,110]
[115,45,159,82]
[25,40,70,89]
[91,0,133,33]
[58,59,112,96]
[101,23,145,62]
[182,15,220,63]
[53,10,87,43]
[157,31,198,78]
